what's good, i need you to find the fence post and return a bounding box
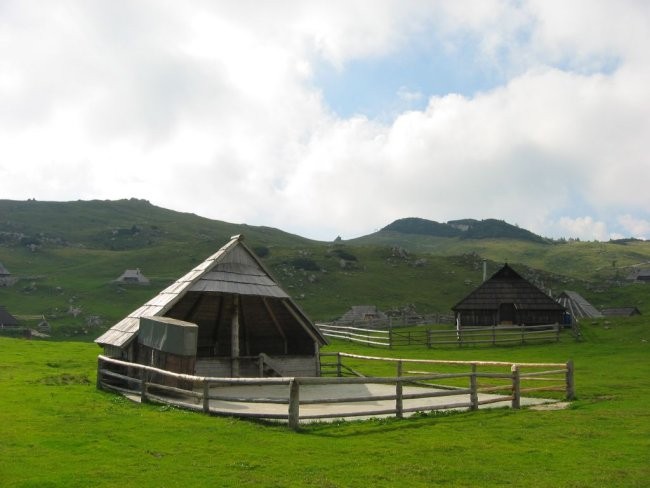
[511,364,521,409]
[389,328,393,350]
[203,380,210,413]
[426,329,432,349]
[395,361,403,419]
[521,326,525,345]
[259,353,265,377]
[140,368,148,404]
[470,363,478,411]
[288,379,300,431]
[492,326,496,346]
[96,357,103,391]
[556,323,561,342]
[336,352,342,377]
[565,359,575,400]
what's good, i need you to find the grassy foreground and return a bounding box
[1,319,649,487]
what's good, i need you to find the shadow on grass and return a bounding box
[295,407,516,438]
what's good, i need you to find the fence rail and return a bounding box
[317,323,564,348]
[333,313,455,329]
[97,353,574,430]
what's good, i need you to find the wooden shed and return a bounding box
[114,268,150,285]
[452,264,566,327]
[0,306,19,328]
[336,305,388,324]
[96,235,327,378]
[601,307,642,317]
[0,262,14,287]
[556,291,603,321]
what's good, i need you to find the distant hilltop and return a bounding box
[381,217,548,243]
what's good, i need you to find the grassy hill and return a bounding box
[381,217,548,243]
[1,318,649,486]
[1,199,649,339]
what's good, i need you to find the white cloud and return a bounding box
[618,215,650,240]
[0,1,649,242]
[556,217,610,242]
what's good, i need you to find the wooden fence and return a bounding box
[97,353,574,430]
[334,313,455,329]
[317,323,564,348]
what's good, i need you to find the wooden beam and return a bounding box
[262,298,288,354]
[281,299,320,345]
[231,295,240,377]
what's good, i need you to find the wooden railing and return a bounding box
[97,354,574,431]
[317,323,564,348]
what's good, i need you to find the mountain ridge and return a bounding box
[380,217,548,243]
[1,199,649,335]
[1,199,554,249]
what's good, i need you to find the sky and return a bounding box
[1,1,649,242]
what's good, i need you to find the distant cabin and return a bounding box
[114,268,150,285]
[0,262,14,287]
[556,291,603,320]
[626,268,650,283]
[601,307,642,317]
[96,235,327,379]
[452,264,566,327]
[0,306,19,328]
[336,305,388,324]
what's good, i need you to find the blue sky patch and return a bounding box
[314,36,507,121]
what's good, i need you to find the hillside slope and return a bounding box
[0,198,312,250]
[381,217,548,243]
[0,199,648,338]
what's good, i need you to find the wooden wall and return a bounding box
[195,355,319,378]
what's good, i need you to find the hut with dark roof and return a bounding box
[452,264,566,327]
[626,268,650,282]
[0,306,19,328]
[0,262,14,287]
[96,235,326,378]
[601,307,642,317]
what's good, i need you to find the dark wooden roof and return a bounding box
[601,307,642,316]
[452,264,565,312]
[0,306,19,326]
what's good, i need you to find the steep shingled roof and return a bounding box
[0,306,19,327]
[452,264,565,312]
[95,234,325,348]
[556,291,603,319]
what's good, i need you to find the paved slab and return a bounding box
[146,383,559,423]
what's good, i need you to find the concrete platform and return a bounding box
[142,383,559,424]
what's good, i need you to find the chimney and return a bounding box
[482,259,487,282]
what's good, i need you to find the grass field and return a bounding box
[1,317,648,487]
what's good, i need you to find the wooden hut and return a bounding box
[96,235,326,378]
[556,291,603,321]
[452,264,565,327]
[0,306,19,328]
[626,268,650,282]
[114,268,150,285]
[601,307,642,317]
[0,262,14,287]
[336,305,388,324]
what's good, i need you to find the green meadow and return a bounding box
[1,318,648,487]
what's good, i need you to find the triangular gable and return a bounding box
[556,291,603,319]
[0,306,19,326]
[96,235,324,348]
[452,263,564,312]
